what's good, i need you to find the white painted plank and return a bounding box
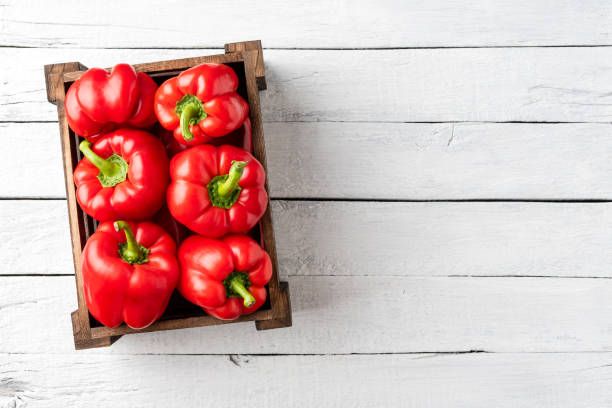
[6,122,612,200]
[0,200,73,276]
[1,48,209,122]
[1,123,65,198]
[1,275,612,354]
[5,47,612,123]
[2,0,612,48]
[1,352,612,408]
[3,200,612,278]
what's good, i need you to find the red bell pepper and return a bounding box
[167,144,268,237]
[74,128,169,221]
[65,64,158,141]
[178,234,272,320]
[82,220,180,329]
[210,117,253,152]
[156,117,253,158]
[154,63,249,146]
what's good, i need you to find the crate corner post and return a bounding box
[256,281,292,330]
[71,311,119,350]
[44,62,85,103]
[224,40,266,90]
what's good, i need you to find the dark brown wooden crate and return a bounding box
[44,41,291,350]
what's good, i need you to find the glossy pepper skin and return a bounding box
[178,234,272,320]
[65,64,158,141]
[167,144,267,237]
[82,220,180,329]
[156,117,253,158]
[74,128,169,222]
[154,63,249,146]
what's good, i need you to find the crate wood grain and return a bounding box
[44,40,292,349]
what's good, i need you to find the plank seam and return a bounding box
[3,120,612,124]
[4,197,612,203]
[4,350,612,356]
[3,274,612,279]
[0,351,490,356]
[4,45,612,50]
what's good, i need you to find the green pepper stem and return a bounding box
[179,104,201,142]
[230,276,256,307]
[217,161,249,197]
[114,221,142,263]
[79,140,120,177]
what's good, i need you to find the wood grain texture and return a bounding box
[1,352,612,408]
[1,275,612,354]
[2,0,612,48]
[225,41,267,90]
[6,121,612,200]
[3,2,612,403]
[5,47,612,123]
[4,200,612,278]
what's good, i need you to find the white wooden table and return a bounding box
[2,1,612,406]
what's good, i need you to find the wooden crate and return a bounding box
[44,40,292,350]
